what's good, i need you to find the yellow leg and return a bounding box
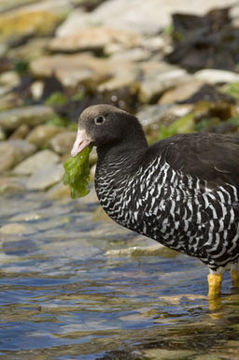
[230,270,239,288]
[207,273,223,299]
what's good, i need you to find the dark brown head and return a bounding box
[71,104,147,157]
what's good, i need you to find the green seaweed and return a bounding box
[63,143,93,199]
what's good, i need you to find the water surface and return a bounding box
[0,191,239,359]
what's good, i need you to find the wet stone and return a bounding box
[13,149,60,176]
[0,105,56,130]
[26,162,64,191]
[142,348,195,360]
[0,140,36,172]
[0,176,26,195]
[0,223,27,235]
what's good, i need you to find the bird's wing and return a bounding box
[147,133,239,188]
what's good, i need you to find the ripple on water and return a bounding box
[1,192,239,360]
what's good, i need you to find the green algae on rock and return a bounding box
[63,144,93,199]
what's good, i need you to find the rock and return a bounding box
[194,69,239,84]
[0,223,27,235]
[159,80,205,104]
[0,105,55,130]
[30,54,108,88]
[110,47,151,62]
[30,81,44,101]
[57,0,234,37]
[8,38,49,62]
[0,71,20,88]
[30,53,134,89]
[139,62,189,103]
[136,104,172,133]
[9,124,30,140]
[0,127,6,141]
[0,0,37,13]
[97,62,138,92]
[0,176,26,195]
[0,4,67,46]
[0,140,36,172]
[49,131,76,155]
[0,92,23,111]
[49,27,141,53]
[46,182,71,199]
[13,150,60,176]
[26,125,64,147]
[26,163,64,191]
[142,349,195,360]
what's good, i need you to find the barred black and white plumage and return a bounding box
[71,104,239,298]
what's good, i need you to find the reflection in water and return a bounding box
[0,192,239,359]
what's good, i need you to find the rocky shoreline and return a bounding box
[1,0,239,198]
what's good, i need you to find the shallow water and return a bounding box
[0,191,239,360]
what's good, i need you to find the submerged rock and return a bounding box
[0,140,36,172]
[0,105,55,130]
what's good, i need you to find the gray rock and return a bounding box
[0,140,36,172]
[0,126,6,141]
[26,163,64,191]
[57,0,233,37]
[159,80,205,104]
[194,69,239,84]
[136,104,172,133]
[0,105,55,130]
[49,27,141,53]
[30,53,129,88]
[13,150,60,176]
[0,176,26,195]
[49,131,76,155]
[0,71,20,88]
[26,125,64,147]
[9,124,30,140]
[139,63,189,103]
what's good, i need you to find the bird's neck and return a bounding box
[96,138,148,179]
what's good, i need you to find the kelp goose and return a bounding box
[71,104,239,298]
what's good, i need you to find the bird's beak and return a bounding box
[71,128,92,157]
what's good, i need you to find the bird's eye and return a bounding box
[94,115,105,125]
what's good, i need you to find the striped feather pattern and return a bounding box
[95,155,239,271]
